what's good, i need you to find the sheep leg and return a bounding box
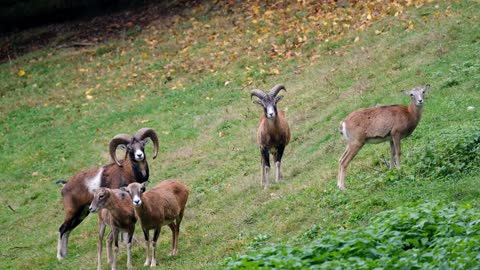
[392,135,402,169]
[111,230,119,270]
[168,223,177,256]
[143,229,151,267]
[260,147,270,189]
[389,140,396,169]
[57,205,89,260]
[151,227,161,267]
[274,145,286,182]
[97,221,106,270]
[106,230,114,266]
[170,211,184,256]
[126,231,134,269]
[338,142,363,190]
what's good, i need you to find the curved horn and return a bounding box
[135,128,159,160]
[109,134,132,166]
[250,89,266,100]
[269,84,286,97]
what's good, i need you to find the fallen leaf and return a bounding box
[408,21,415,30]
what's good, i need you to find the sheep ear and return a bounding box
[424,84,431,92]
[401,90,411,96]
[275,95,284,103]
[143,138,150,144]
[253,99,263,106]
[142,181,149,188]
[120,187,128,193]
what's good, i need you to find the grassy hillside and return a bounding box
[1,0,479,269]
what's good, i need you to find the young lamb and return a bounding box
[123,180,189,267]
[251,84,291,189]
[57,127,158,260]
[89,188,137,270]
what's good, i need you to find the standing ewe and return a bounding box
[338,84,431,190]
[89,188,136,270]
[251,84,291,189]
[123,180,189,267]
[57,127,159,260]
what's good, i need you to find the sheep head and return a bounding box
[89,188,110,213]
[402,84,431,106]
[122,182,148,207]
[109,128,159,167]
[251,84,286,119]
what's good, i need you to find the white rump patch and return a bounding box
[341,122,349,140]
[86,168,103,194]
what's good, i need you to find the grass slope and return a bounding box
[0,0,479,269]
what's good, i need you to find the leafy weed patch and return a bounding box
[226,201,480,269]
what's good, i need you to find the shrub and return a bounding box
[225,201,480,269]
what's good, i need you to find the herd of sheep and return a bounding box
[55,83,431,269]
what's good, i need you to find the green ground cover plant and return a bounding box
[226,201,480,269]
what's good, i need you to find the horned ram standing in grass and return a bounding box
[89,187,136,270]
[56,128,159,260]
[123,180,189,267]
[251,84,291,189]
[337,84,431,190]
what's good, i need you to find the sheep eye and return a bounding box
[410,93,414,97]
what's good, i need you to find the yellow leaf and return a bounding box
[85,88,94,95]
[408,22,414,30]
[269,68,280,75]
[17,70,25,76]
[252,5,260,15]
[140,119,150,123]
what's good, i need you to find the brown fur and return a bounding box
[257,110,290,189]
[125,180,189,267]
[337,85,429,190]
[90,188,136,270]
[257,110,291,148]
[57,153,149,260]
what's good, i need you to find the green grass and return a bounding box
[1,0,480,269]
